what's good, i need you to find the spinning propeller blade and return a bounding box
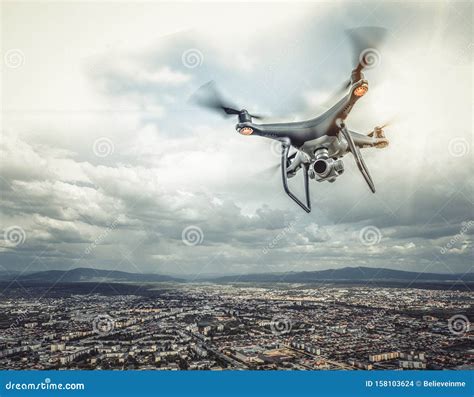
[323,26,387,106]
[347,26,387,73]
[190,81,240,117]
[323,81,352,107]
[190,81,264,120]
[368,116,398,136]
[260,149,297,177]
[257,163,281,178]
[379,118,396,130]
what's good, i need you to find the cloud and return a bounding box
[1,1,472,276]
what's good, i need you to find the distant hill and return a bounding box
[207,266,474,283]
[1,266,472,285]
[3,267,182,283]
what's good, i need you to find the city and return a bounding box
[0,283,472,370]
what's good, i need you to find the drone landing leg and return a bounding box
[338,122,376,193]
[281,143,311,213]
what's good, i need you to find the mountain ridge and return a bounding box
[206,266,474,283]
[1,266,472,284]
[3,267,182,283]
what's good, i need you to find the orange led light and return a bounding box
[354,83,369,97]
[375,140,389,149]
[239,127,254,135]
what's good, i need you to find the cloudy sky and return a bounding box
[1,1,472,277]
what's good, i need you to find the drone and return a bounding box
[192,27,391,213]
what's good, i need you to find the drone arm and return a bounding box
[338,121,376,193]
[349,131,376,146]
[349,130,389,149]
[281,142,311,213]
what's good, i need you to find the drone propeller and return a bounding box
[190,81,264,120]
[257,163,281,177]
[347,26,387,74]
[368,116,398,136]
[259,149,298,177]
[323,26,387,106]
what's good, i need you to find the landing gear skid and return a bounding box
[280,120,375,213]
[281,143,311,213]
[338,121,376,193]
